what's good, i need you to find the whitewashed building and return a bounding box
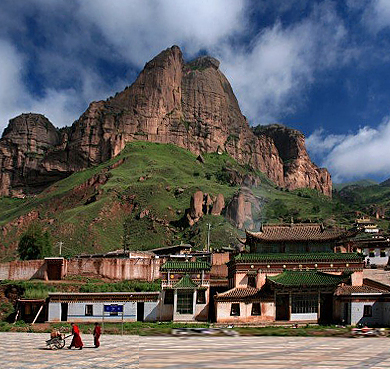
[334,285,390,326]
[47,292,161,322]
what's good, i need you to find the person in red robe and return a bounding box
[68,323,83,350]
[93,322,101,348]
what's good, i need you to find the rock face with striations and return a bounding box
[0,114,69,196]
[0,46,332,197]
[253,125,332,196]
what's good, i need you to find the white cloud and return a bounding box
[214,2,352,123]
[0,36,124,132]
[365,0,390,32]
[348,0,390,33]
[0,40,28,129]
[77,0,247,66]
[0,0,247,133]
[306,129,346,157]
[307,118,390,182]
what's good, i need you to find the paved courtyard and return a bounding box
[2,333,390,368]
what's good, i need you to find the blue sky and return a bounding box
[1,0,390,183]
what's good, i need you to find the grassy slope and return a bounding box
[0,143,246,258]
[1,141,382,259]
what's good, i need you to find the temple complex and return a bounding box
[215,223,366,324]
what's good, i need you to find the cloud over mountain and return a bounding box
[307,118,390,182]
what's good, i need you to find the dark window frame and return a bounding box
[230,303,240,316]
[363,305,372,317]
[291,294,318,314]
[85,304,93,316]
[177,290,194,314]
[196,290,206,304]
[247,275,256,288]
[251,302,261,316]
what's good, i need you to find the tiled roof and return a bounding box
[215,287,262,301]
[160,261,211,271]
[234,252,364,263]
[48,292,160,302]
[267,270,349,287]
[335,285,387,296]
[173,275,198,289]
[246,223,348,242]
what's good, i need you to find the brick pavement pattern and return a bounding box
[2,333,390,368]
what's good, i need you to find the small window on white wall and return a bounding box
[230,303,240,316]
[85,304,93,316]
[251,303,261,316]
[363,305,372,317]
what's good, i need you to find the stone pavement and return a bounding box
[140,336,390,368]
[0,333,139,369]
[2,333,390,368]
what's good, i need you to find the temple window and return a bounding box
[251,302,261,316]
[292,294,318,314]
[177,291,193,314]
[164,289,174,305]
[247,275,256,288]
[363,305,372,317]
[85,304,93,316]
[380,251,386,257]
[369,250,375,257]
[230,303,240,316]
[196,290,206,304]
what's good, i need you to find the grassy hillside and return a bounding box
[0,143,249,258]
[1,142,386,260]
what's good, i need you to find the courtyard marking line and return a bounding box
[2,333,390,368]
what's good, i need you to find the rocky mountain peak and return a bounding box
[0,45,332,197]
[2,113,59,145]
[187,55,220,70]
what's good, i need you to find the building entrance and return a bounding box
[276,294,290,320]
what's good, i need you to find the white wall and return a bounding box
[364,248,390,266]
[290,313,317,321]
[350,300,382,326]
[144,301,159,322]
[48,301,159,322]
[48,302,61,322]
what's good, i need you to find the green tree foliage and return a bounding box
[18,224,52,260]
[269,199,290,220]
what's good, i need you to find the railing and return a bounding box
[161,280,210,288]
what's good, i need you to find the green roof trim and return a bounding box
[267,270,349,287]
[160,261,211,271]
[234,252,364,263]
[173,275,198,289]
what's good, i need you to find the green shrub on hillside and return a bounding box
[18,223,53,260]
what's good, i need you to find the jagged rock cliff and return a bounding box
[0,46,332,197]
[0,114,70,196]
[253,125,332,195]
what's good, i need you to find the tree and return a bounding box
[18,223,52,260]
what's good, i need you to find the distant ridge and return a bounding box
[333,179,378,191]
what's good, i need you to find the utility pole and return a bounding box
[207,223,211,252]
[57,241,63,256]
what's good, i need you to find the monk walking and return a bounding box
[68,323,83,350]
[93,322,101,348]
